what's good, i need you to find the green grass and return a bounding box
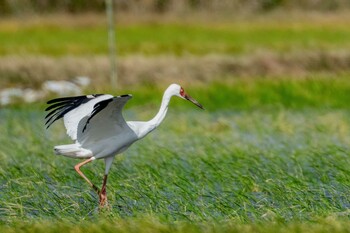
[1,79,350,232]
[117,76,350,111]
[2,217,350,233]
[2,12,350,232]
[1,22,350,56]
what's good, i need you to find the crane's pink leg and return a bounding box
[99,175,108,208]
[74,158,100,194]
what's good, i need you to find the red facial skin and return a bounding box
[180,87,185,97]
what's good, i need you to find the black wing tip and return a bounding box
[118,94,132,98]
[45,122,52,129]
[45,94,104,128]
[46,96,78,104]
[46,94,104,104]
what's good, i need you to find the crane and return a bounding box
[45,84,203,208]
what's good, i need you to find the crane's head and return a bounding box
[169,84,204,109]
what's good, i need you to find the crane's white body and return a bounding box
[49,84,180,174]
[45,83,203,207]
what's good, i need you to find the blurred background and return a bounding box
[2,1,350,228]
[2,0,350,15]
[0,0,350,106]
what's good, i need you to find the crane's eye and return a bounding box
[180,87,185,97]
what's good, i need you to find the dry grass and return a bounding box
[1,52,350,89]
[1,12,350,90]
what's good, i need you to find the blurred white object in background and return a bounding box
[0,78,90,105]
[0,88,45,105]
[42,80,82,96]
[74,76,91,87]
[0,88,23,105]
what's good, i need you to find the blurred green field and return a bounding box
[2,79,350,232]
[1,12,350,233]
[0,16,350,56]
[123,77,350,110]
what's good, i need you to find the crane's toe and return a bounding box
[98,188,108,208]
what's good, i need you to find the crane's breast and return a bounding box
[83,128,138,159]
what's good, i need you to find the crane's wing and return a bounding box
[76,94,133,146]
[45,94,113,140]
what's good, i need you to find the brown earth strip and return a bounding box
[1,52,349,89]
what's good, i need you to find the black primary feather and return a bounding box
[47,96,85,104]
[45,94,103,129]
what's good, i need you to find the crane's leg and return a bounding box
[99,174,108,208]
[98,156,114,208]
[74,158,100,194]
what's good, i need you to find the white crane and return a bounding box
[45,84,203,208]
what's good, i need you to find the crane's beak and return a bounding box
[184,93,204,109]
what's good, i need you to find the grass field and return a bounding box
[1,12,350,233]
[2,78,350,232]
[0,13,350,56]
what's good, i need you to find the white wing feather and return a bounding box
[63,95,113,140]
[77,95,133,146]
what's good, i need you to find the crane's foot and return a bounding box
[98,188,109,209]
[99,195,108,207]
[98,174,109,210]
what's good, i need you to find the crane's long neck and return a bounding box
[136,90,172,139]
[128,88,174,139]
[149,90,171,129]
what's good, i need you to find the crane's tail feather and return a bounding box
[54,144,93,159]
